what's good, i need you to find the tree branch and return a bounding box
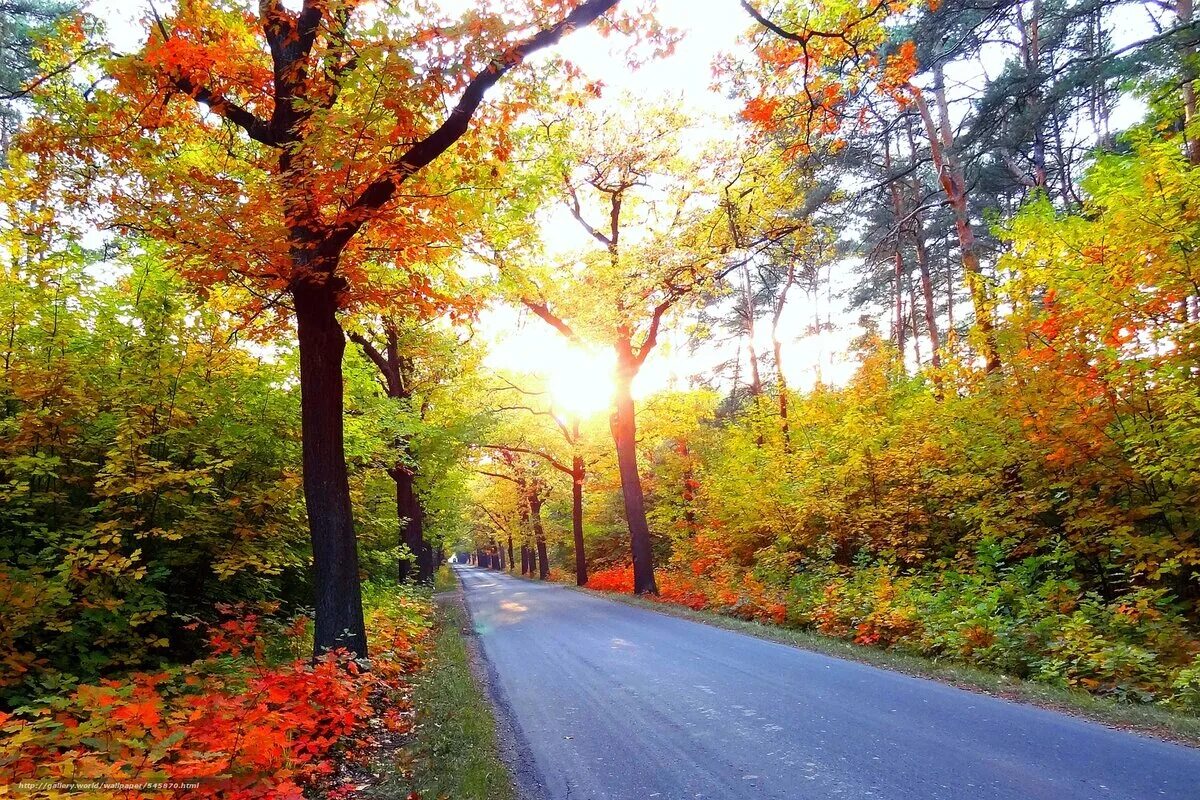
[478,444,573,475]
[323,0,623,259]
[634,299,674,367]
[148,2,280,147]
[565,180,612,246]
[522,299,579,341]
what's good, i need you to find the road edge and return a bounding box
[450,568,550,800]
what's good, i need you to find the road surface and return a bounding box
[454,565,1200,800]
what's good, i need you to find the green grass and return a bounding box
[368,571,514,800]
[433,564,458,594]
[578,585,1200,746]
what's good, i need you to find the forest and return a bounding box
[1,0,1199,796]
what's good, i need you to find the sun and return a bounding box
[546,345,615,418]
[483,310,616,418]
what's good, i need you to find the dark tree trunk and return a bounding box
[392,464,424,583]
[293,279,367,659]
[417,538,435,583]
[678,441,698,536]
[521,545,530,575]
[610,365,658,594]
[507,532,515,572]
[529,494,550,580]
[572,456,587,586]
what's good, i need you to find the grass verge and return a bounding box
[575,584,1200,746]
[366,570,514,800]
[433,563,459,593]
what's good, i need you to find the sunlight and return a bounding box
[547,347,615,418]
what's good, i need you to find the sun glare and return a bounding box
[547,347,615,418]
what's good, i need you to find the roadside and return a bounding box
[365,567,516,800]
[573,581,1200,746]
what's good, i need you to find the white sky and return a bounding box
[482,0,862,408]
[83,0,1155,416]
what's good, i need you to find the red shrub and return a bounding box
[586,565,635,593]
[0,601,429,799]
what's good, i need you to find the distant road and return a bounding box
[454,565,1200,800]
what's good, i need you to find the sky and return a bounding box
[478,0,863,414]
[82,0,1156,418]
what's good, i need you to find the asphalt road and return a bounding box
[454,565,1200,800]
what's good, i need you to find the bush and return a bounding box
[0,589,431,798]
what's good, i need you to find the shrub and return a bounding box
[0,590,430,798]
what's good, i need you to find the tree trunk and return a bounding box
[507,532,515,572]
[610,363,658,594]
[529,493,550,580]
[770,263,796,451]
[293,279,367,659]
[572,457,588,586]
[914,67,1001,373]
[392,464,424,583]
[679,441,698,535]
[774,337,790,451]
[417,537,435,583]
[741,264,763,396]
[884,134,907,361]
[908,272,923,365]
[912,213,942,370]
[1180,0,1200,164]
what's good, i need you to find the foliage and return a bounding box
[0,244,311,702]
[564,130,1200,710]
[0,587,432,798]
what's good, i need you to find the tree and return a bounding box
[481,374,607,585]
[348,311,480,583]
[26,0,647,657]
[0,0,75,157]
[493,100,751,593]
[476,447,553,580]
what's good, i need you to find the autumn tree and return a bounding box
[347,307,481,583]
[488,100,760,593]
[23,0,656,656]
[476,447,554,579]
[480,373,609,585]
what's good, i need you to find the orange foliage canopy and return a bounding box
[737,0,926,153]
[23,0,666,328]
